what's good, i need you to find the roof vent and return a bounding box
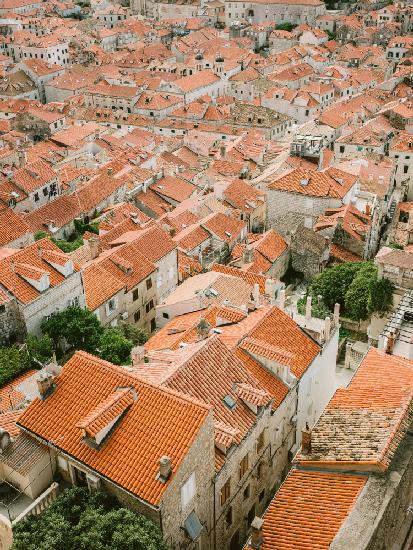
[223,394,236,411]
[300,178,309,186]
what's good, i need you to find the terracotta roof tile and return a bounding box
[18,351,211,506]
[297,348,413,471]
[256,469,367,550]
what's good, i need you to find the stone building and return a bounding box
[14,350,216,549]
[0,239,85,337]
[225,0,326,27]
[290,225,330,280]
[266,166,359,236]
[245,348,413,550]
[145,301,339,548]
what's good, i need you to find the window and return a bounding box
[163,312,169,319]
[42,186,48,196]
[247,504,256,526]
[134,310,140,322]
[404,165,409,174]
[339,145,345,153]
[132,288,139,301]
[181,472,196,509]
[220,478,231,506]
[107,297,117,313]
[151,318,156,332]
[257,461,263,480]
[259,489,265,502]
[239,454,249,480]
[257,430,264,453]
[34,192,39,202]
[243,484,250,500]
[225,506,233,527]
[146,278,152,290]
[146,299,154,313]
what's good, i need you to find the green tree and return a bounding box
[368,277,394,317]
[118,322,148,346]
[275,22,296,32]
[310,262,361,310]
[0,345,30,386]
[308,261,394,321]
[344,262,377,321]
[98,328,133,365]
[26,334,54,365]
[41,307,103,354]
[12,488,169,550]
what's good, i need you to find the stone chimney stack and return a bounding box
[158,455,172,483]
[334,302,340,325]
[36,371,55,400]
[250,516,264,549]
[88,236,100,260]
[196,318,211,340]
[305,296,312,320]
[253,283,260,308]
[301,422,311,454]
[243,246,254,264]
[278,288,286,311]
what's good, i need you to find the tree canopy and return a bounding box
[307,261,394,321]
[12,487,169,550]
[41,307,136,365]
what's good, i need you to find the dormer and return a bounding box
[110,254,133,274]
[235,383,271,414]
[76,387,136,450]
[41,249,74,277]
[214,421,240,455]
[14,263,50,292]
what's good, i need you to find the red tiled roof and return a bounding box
[18,351,211,506]
[211,263,267,293]
[297,348,413,471]
[0,208,31,247]
[255,469,367,550]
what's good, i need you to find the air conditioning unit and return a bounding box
[121,312,128,320]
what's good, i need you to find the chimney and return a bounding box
[36,371,55,400]
[196,318,211,340]
[158,455,172,482]
[107,167,113,176]
[305,296,312,320]
[253,283,260,308]
[250,516,264,549]
[278,288,286,310]
[88,236,99,260]
[243,246,254,264]
[301,422,311,454]
[386,330,396,355]
[131,345,145,365]
[333,302,340,325]
[0,429,11,455]
[324,316,331,341]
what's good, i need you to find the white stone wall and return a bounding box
[296,327,339,442]
[22,271,85,336]
[156,248,178,303]
[225,1,325,27]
